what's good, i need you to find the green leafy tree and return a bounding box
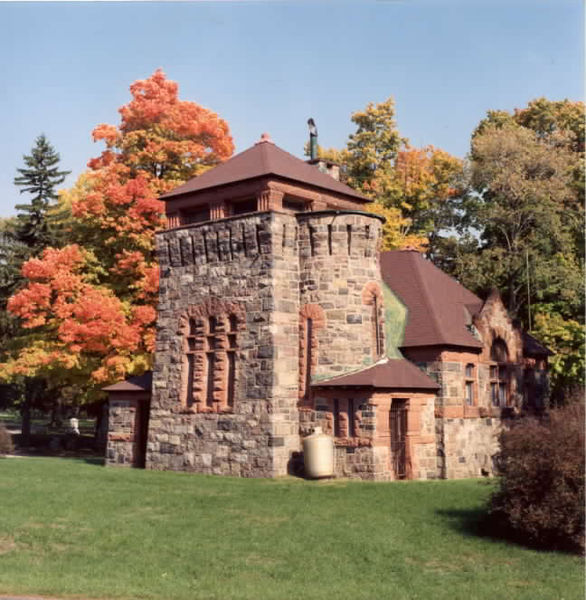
[450,98,584,402]
[456,123,581,317]
[13,134,70,252]
[532,310,585,405]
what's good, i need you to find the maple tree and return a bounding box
[0,71,234,400]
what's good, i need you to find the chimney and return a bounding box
[307,118,318,160]
[306,118,341,181]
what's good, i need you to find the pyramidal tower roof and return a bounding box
[161,133,368,202]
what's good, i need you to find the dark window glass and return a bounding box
[182,207,210,224]
[206,354,215,407]
[333,399,341,437]
[305,318,313,397]
[348,399,356,438]
[231,198,257,215]
[227,352,236,408]
[491,383,499,407]
[465,381,474,406]
[283,198,307,212]
[491,338,509,363]
[186,354,195,407]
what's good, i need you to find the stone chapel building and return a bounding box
[104,133,550,481]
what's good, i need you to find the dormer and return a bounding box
[161,133,370,229]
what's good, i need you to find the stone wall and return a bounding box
[297,212,385,383]
[106,393,150,467]
[439,417,503,478]
[147,211,300,477]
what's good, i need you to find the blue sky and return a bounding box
[0,0,583,217]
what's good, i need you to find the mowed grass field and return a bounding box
[0,458,583,600]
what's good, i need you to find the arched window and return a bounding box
[183,308,241,412]
[184,318,199,407]
[298,304,325,404]
[226,315,238,408]
[490,338,509,407]
[361,282,384,361]
[205,317,217,408]
[464,363,475,406]
[373,294,383,359]
[490,338,509,363]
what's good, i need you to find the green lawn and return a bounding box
[0,458,583,600]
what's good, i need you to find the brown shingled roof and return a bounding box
[102,372,152,393]
[312,359,439,391]
[523,332,554,357]
[380,250,483,349]
[161,135,368,201]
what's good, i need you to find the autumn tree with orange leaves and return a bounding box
[1,70,234,401]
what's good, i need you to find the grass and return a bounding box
[0,458,583,600]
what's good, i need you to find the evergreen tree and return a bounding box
[13,134,70,251]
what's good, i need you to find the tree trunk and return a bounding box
[20,397,31,447]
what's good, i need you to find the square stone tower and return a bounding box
[145,134,384,477]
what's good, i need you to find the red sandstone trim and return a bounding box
[298,304,326,403]
[179,299,245,413]
[362,281,385,361]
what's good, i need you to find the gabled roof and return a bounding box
[102,372,152,393]
[161,135,368,202]
[380,250,484,349]
[312,358,439,391]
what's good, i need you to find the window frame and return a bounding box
[464,363,475,406]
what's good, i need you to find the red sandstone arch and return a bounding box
[361,281,383,306]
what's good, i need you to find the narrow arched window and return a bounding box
[373,294,383,358]
[185,318,198,406]
[205,317,217,408]
[305,317,314,398]
[490,338,509,407]
[226,315,238,408]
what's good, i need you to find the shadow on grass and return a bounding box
[436,506,493,539]
[436,507,582,556]
[80,456,106,466]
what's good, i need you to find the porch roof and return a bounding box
[102,372,152,393]
[311,358,439,391]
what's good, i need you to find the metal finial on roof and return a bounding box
[307,118,318,160]
[256,132,274,144]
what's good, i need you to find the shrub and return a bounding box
[0,423,14,455]
[490,403,585,553]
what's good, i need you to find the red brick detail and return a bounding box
[108,432,133,442]
[298,304,326,404]
[179,299,245,413]
[257,188,284,211]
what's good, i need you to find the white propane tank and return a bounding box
[303,427,334,478]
